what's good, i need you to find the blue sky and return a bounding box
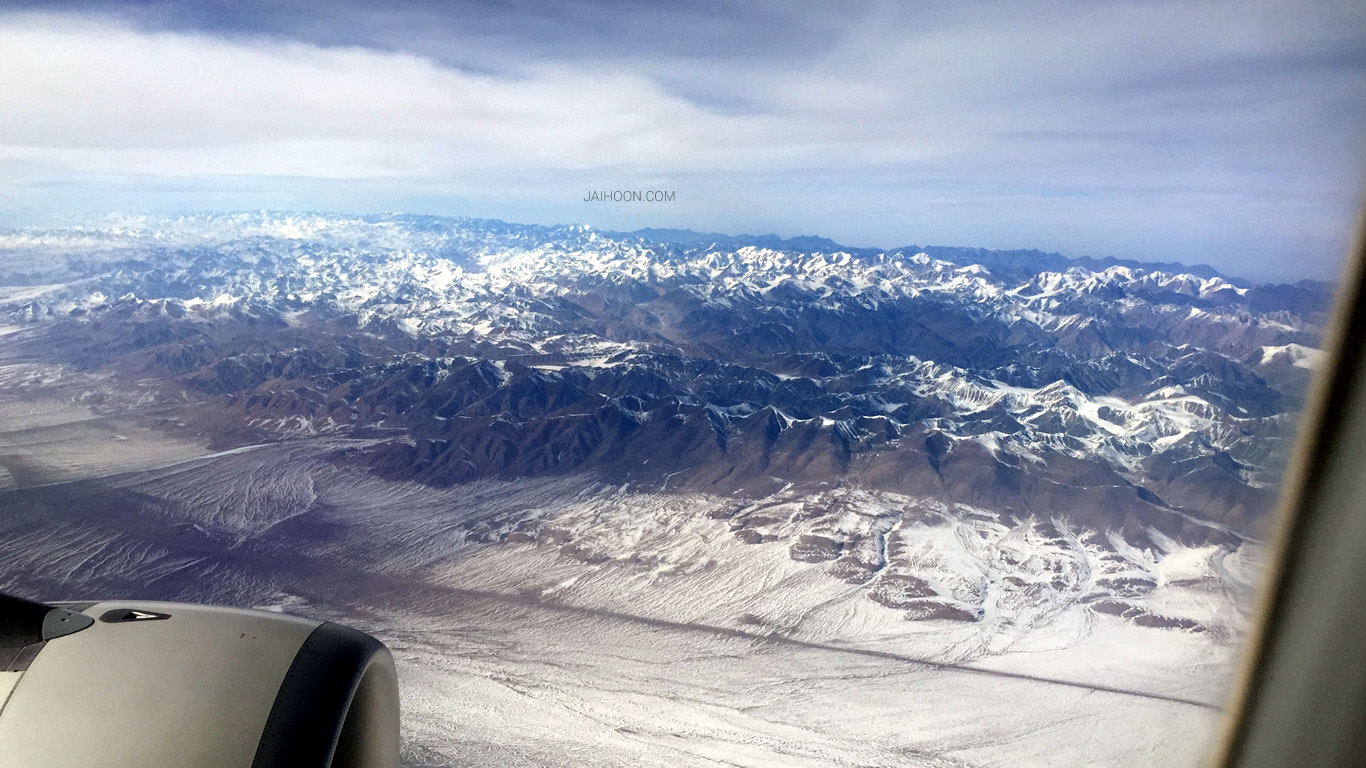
[1,1,1363,281]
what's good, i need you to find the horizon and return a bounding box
[0,207,1322,287]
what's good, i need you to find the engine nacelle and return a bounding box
[0,593,399,768]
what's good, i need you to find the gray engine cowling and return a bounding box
[0,592,399,768]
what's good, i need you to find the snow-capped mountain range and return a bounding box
[0,211,1331,624]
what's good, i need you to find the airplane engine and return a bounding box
[0,592,400,768]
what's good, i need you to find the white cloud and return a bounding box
[0,15,802,178]
[2,7,1358,185]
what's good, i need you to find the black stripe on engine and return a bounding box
[251,621,385,768]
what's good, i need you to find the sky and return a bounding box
[1,1,1364,281]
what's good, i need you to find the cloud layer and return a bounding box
[1,2,1364,280]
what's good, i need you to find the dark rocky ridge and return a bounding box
[0,213,1332,552]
